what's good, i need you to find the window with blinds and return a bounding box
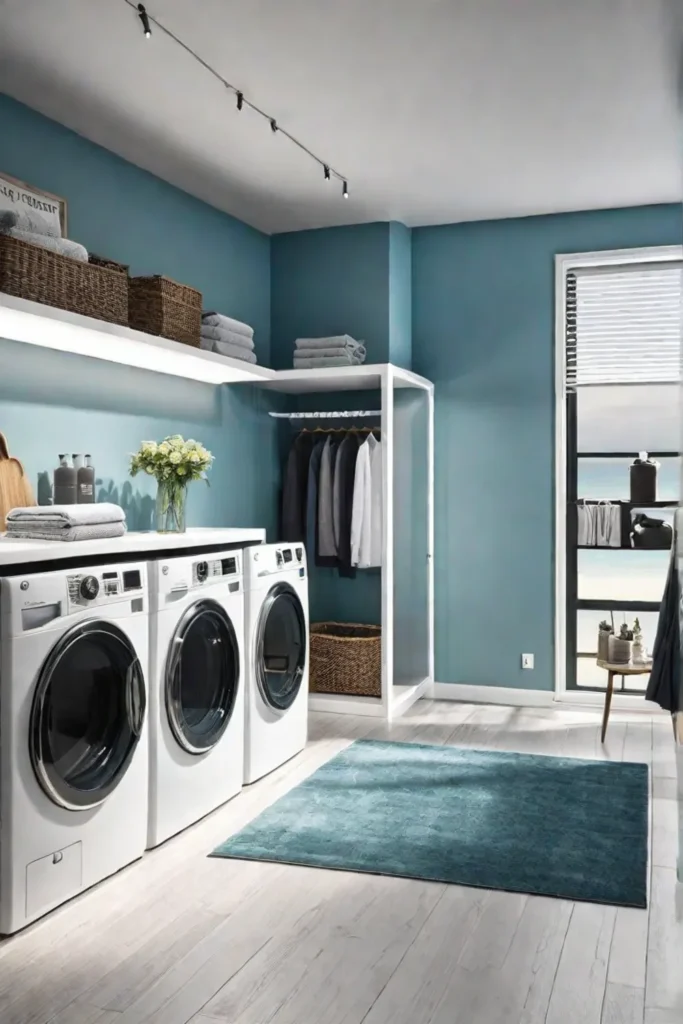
[566,262,682,387]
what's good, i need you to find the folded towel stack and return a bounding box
[0,210,89,262]
[200,312,258,364]
[293,335,366,369]
[4,503,126,543]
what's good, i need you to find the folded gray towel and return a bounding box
[202,312,254,338]
[213,341,258,364]
[0,226,88,262]
[7,502,125,526]
[293,354,365,369]
[295,335,362,350]
[4,521,126,542]
[293,345,366,360]
[201,325,254,350]
[0,208,61,239]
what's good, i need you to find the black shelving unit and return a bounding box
[565,398,679,693]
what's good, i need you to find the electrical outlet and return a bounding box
[521,653,534,670]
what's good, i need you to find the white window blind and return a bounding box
[566,261,682,386]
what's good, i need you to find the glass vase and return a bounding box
[155,478,187,533]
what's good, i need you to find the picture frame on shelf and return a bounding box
[0,171,67,236]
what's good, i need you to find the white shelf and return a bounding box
[0,293,275,385]
[0,527,265,569]
[257,364,433,394]
[308,693,385,717]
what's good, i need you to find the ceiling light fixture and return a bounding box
[122,0,348,196]
[137,3,151,37]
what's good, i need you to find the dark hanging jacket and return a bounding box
[646,549,681,714]
[281,432,313,542]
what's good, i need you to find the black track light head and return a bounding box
[236,91,244,112]
[137,3,151,37]
[324,165,331,181]
[342,180,349,198]
[270,119,278,133]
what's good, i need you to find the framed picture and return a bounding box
[0,172,67,236]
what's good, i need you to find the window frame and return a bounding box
[554,245,682,705]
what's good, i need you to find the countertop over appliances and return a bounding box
[0,527,266,574]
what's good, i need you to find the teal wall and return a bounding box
[412,204,682,689]
[271,221,412,370]
[388,221,412,370]
[0,93,277,535]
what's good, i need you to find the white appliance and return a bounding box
[0,562,148,935]
[243,543,309,784]
[147,550,244,848]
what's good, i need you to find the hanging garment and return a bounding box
[305,439,325,559]
[281,432,314,542]
[646,548,680,713]
[350,435,372,567]
[334,433,362,578]
[368,436,383,566]
[594,502,621,547]
[350,434,382,568]
[577,502,595,546]
[317,436,339,566]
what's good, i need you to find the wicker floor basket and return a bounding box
[0,235,128,325]
[309,622,382,698]
[128,275,202,347]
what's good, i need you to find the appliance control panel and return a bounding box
[191,553,241,587]
[67,566,144,607]
[254,545,306,577]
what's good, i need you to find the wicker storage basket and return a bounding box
[309,622,381,697]
[0,234,128,325]
[128,275,202,347]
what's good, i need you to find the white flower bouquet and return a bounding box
[130,435,214,532]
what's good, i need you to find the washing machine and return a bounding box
[0,562,148,935]
[243,543,309,784]
[147,550,244,848]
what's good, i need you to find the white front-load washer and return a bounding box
[243,543,308,784]
[0,561,148,935]
[147,550,244,848]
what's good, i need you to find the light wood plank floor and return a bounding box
[1,701,680,1024]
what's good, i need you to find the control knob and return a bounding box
[80,575,99,601]
[196,561,209,582]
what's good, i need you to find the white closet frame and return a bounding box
[258,363,434,721]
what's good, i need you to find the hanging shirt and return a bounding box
[305,439,325,560]
[351,435,382,568]
[281,432,313,542]
[317,436,339,565]
[334,433,361,578]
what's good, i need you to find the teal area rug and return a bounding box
[212,740,649,908]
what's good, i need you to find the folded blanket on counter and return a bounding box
[4,521,126,543]
[295,335,362,351]
[0,226,88,262]
[293,345,366,360]
[202,312,254,338]
[212,341,258,364]
[0,208,61,239]
[293,354,365,369]
[200,324,255,350]
[6,502,125,526]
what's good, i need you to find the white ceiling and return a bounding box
[0,0,681,234]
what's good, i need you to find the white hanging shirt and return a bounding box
[350,434,382,568]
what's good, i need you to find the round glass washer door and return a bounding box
[165,599,240,754]
[255,582,306,712]
[30,620,146,811]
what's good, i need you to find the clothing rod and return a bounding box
[268,410,381,419]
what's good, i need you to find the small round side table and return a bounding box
[596,660,652,742]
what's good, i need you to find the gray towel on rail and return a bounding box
[295,335,362,351]
[293,354,365,369]
[201,325,255,350]
[202,312,254,338]
[0,225,88,262]
[4,521,126,543]
[6,502,124,526]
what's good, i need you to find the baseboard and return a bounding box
[430,682,554,708]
